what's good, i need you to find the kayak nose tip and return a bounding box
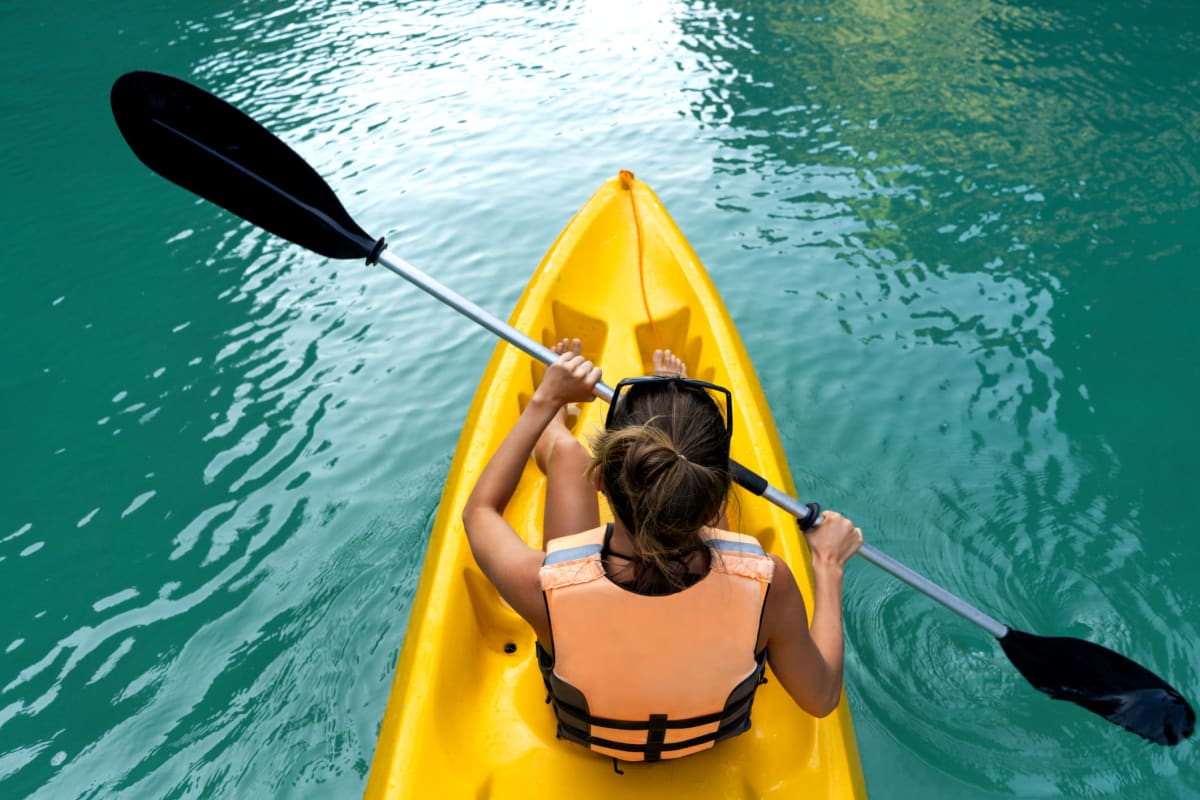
[619,169,636,189]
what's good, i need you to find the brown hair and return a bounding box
[588,382,732,593]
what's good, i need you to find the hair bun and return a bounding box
[622,429,680,484]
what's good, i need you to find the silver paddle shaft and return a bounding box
[374,247,1010,640]
[375,249,616,404]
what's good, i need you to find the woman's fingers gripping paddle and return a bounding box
[534,341,602,408]
[805,511,864,572]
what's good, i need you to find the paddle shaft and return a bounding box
[108,68,1005,638]
[109,70,1195,745]
[375,248,1009,639]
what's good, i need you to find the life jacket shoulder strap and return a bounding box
[539,527,776,590]
[539,527,607,591]
[703,529,775,584]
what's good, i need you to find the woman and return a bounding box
[462,340,863,763]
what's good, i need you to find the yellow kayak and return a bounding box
[365,173,867,798]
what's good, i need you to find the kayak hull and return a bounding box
[365,174,866,798]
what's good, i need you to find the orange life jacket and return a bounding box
[537,524,774,762]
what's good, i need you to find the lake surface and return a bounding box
[2,0,1197,796]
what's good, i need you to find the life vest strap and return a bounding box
[554,720,732,762]
[538,644,766,762]
[550,683,758,731]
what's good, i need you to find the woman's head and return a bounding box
[589,379,732,586]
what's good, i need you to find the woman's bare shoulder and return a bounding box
[763,552,808,619]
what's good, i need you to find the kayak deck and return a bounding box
[365,173,866,798]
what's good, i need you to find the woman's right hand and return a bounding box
[532,350,602,408]
[804,510,863,571]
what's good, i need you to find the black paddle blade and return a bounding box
[110,70,378,260]
[999,627,1194,745]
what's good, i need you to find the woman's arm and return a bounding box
[760,511,862,717]
[461,352,602,636]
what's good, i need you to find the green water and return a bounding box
[2,0,1197,796]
